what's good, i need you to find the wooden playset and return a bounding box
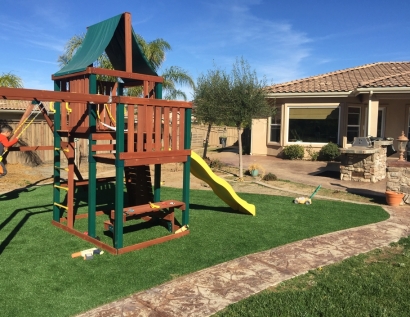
[0,13,192,254]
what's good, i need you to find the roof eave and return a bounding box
[265,91,353,98]
[355,87,410,95]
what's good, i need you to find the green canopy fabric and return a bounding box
[54,13,157,78]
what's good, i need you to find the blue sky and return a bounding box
[1,0,410,99]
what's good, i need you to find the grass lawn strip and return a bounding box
[215,237,410,317]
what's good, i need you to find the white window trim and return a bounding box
[267,116,281,145]
[284,103,340,146]
[378,106,386,138]
[347,106,361,141]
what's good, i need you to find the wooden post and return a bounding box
[124,12,132,73]
[88,74,97,237]
[182,108,192,225]
[114,82,125,249]
[53,80,62,223]
[154,83,162,202]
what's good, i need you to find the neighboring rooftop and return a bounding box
[266,62,410,93]
[0,100,51,112]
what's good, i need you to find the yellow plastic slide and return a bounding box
[190,151,256,216]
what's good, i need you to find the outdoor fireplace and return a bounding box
[339,137,394,183]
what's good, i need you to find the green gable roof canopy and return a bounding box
[54,13,157,78]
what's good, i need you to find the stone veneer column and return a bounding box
[386,161,410,193]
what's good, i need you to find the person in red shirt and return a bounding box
[0,124,19,177]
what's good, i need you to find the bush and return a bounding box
[262,172,277,181]
[283,144,304,160]
[306,145,319,161]
[206,158,225,169]
[319,142,340,161]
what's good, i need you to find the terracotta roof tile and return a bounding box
[266,62,410,93]
[0,100,52,111]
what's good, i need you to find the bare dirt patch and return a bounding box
[0,161,379,205]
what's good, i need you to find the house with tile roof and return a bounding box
[251,62,410,157]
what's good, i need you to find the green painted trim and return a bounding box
[53,81,61,222]
[155,83,162,99]
[154,164,161,202]
[114,83,125,249]
[87,74,97,237]
[153,83,163,203]
[182,108,192,225]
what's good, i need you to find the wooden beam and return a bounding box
[8,146,54,152]
[119,149,190,160]
[52,67,164,83]
[0,87,109,104]
[111,96,192,108]
[117,230,189,254]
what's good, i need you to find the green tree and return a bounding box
[228,58,273,178]
[194,58,273,178]
[0,72,23,88]
[193,67,230,158]
[58,34,194,100]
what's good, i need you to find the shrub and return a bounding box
[319,142,340,161]
[262,172,277,181]
[306,145,319,161]
[283,144,304,160]
[207,158,225,169]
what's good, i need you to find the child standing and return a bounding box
[0,124,19,178]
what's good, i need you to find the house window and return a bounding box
[377,108,385,138]
[347,107,360,142]
[287,106,339,143]
[269,109,281,143]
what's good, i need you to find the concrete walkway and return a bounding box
[76,149,410,317]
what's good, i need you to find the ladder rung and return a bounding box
[54,185,68,191]
[54,202,68,210]
[54,166,69,171]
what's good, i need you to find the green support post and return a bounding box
[88,74,97,237]
[154,83,163,202]
[53,80,61,222]
[182,108,192,226]
[114,83,125,249]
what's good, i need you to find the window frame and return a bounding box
[347,106,361,142]
[267,107,281,144]
[284,103,341,146]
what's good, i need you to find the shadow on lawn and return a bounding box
[0,176,53,201]
[0,204,52,255]
[330,182,386,204]
[189,203,239,214]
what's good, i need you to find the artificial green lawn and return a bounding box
[0,184,389,317]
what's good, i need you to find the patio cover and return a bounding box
[54,13,157,78]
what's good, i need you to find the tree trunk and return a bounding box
[237,126,243,178]
[202,123,212,159]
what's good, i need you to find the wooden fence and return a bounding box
[5,120,238,165]
[191,124,238,148]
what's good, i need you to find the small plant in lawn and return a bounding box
[247,163,265,177]
[262,172,277,181]
[319,142,340,161]
[283,144,304,160]
[306,145,319,161]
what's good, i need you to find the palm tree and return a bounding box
[0,72,23,88]
[58,34,194,100]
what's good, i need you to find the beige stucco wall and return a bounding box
[252,94,410,158]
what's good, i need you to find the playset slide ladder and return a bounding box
[190,151,255,216]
